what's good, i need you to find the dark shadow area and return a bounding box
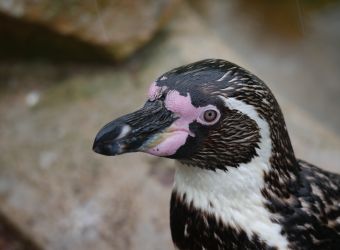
[0,12,115,63]
[0,211,42,250]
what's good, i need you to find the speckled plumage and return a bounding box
[93,59,340,250]
[264,160,340,249]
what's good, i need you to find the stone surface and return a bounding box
[0,0,179,60]
[0,1,339,250]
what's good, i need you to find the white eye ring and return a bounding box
[197,107,221,125]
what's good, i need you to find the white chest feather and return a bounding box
[174,161,288,250]
[173,96,289,250]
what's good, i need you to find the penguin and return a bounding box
[93,59,340,250]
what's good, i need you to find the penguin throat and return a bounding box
[173,161,289,250]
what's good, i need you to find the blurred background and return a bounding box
[0,0,339,249]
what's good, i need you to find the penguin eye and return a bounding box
[204,110,217,122]
[198,108,220,125]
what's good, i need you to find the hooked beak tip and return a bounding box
[92,122,129,156]
[92,140,120,156]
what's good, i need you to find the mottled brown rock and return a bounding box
[0,2,339,250]
[0,0,179,60]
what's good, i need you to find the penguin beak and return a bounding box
[93,100,175,156]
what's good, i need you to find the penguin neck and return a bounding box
[174,159,270,206]
[264,121,300,199]
[172,157,290,249]
[259,95,300,178]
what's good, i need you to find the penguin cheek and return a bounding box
[144,130,189,157]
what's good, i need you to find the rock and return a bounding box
[0,0,180,60]
[0,65,176,250]
[0,1,339,250]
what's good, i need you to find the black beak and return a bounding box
[93,100,175,156]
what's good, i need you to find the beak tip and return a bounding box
[92,135,101,153]
[92,141,101,154]
[92,140,120,156]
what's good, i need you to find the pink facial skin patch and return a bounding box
[148,82,166,101]
[146,130,188,156]
[144,88,219,157]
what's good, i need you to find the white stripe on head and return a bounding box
[216,71,231,82]
[174,96,288,249]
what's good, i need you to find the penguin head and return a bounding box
[93,59,292,170]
